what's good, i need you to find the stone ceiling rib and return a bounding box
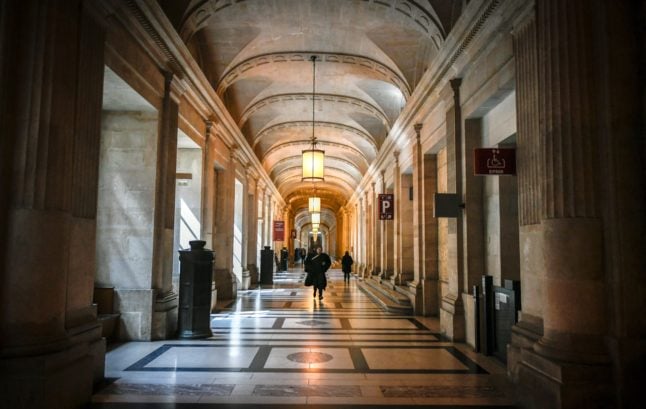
[239,93,390,130]
[216,52,411,98]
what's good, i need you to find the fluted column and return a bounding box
[515,1,613,407]
[534,0,606,362]
[0,1,105,406]
[508,10,545,382]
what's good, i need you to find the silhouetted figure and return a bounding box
[306,247,331,299]
[341,251,353,283]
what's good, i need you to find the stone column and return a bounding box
[371,181,381,275]
[0,1,104,406]
[390,151,401,286]
[411,124,425,312]
[201,120,216,249]
[239,165,250,290]
[439,78,465,341]
[213,148,237,301]
[516,1,612,406]
[423,154,439,316]
[364,190,372,278]
[151,72,184,339]
[508,11,545,382]
[358,198,365,275]
[379,171,388,279]
[247,172,259,285]
[461,119,485,292]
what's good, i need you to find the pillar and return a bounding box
[247,173,259,285]
[0,1,105,406]
[212,148,237,301]
[390,151,401,286]
[371,181,381,275]
[439,78,465,341]
[515,1,614,407]
[150,72,183,339]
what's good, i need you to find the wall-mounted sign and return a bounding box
[378,194,394,220]
[474,148,516,175]
[273,221,285,241]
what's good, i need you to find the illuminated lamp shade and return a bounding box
[308,196,321,212]
[302,148,324,182]
[312,228,318,235]
[302,55,325,182]
[311,212,321,224]
[311,223,320,230]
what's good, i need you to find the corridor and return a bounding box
[92,269,515,408]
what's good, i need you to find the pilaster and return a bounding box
[440,78,465,341]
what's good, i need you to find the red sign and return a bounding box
[273,221,285,241]
[378,194,394,220]
[474,148,516,175]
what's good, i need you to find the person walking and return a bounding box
[307,247,331,300]
[341,251,353,284]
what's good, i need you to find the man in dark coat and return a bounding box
[308,247,331,300]
[341,251,353,283]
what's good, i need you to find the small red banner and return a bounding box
[378,194,394,220]
[273,221,285,241]
[474,148,516,175]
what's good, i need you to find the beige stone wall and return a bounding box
[96,111,158,289]
[173,147,203,280]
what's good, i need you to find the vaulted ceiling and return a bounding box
[161,0,463,231]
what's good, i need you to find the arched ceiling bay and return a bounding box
[178,0,456,220]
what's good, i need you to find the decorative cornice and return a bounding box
[252,121,378,154]
[216,52,411,99]
[239,93,390,130]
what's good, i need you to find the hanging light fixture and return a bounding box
[302,55,324,182]
[308,195,321,212]
[311,212,320,224]
[311,223,320,230]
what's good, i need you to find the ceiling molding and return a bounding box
[216,52,411,98]
[252,121,378,154]
[239,93,390,130]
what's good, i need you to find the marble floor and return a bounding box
[91,269,517,408]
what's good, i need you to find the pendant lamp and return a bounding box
[302,55,324,181]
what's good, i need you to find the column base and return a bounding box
[241,269,251,290]
[508,313,544,382]
[0,323,104,409]
[152,290,178,340]
[440,293,465,341]
[516,347,615,409]
[248,264,259,286]
[214,268,237,301]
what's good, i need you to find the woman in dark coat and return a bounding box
[341,251,353,283]
[307,247,331,299]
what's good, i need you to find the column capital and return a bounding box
[165,72,187,104]
[393,150,400,166]
[449,77,462,91]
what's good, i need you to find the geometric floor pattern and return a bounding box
[91,268,517,408]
